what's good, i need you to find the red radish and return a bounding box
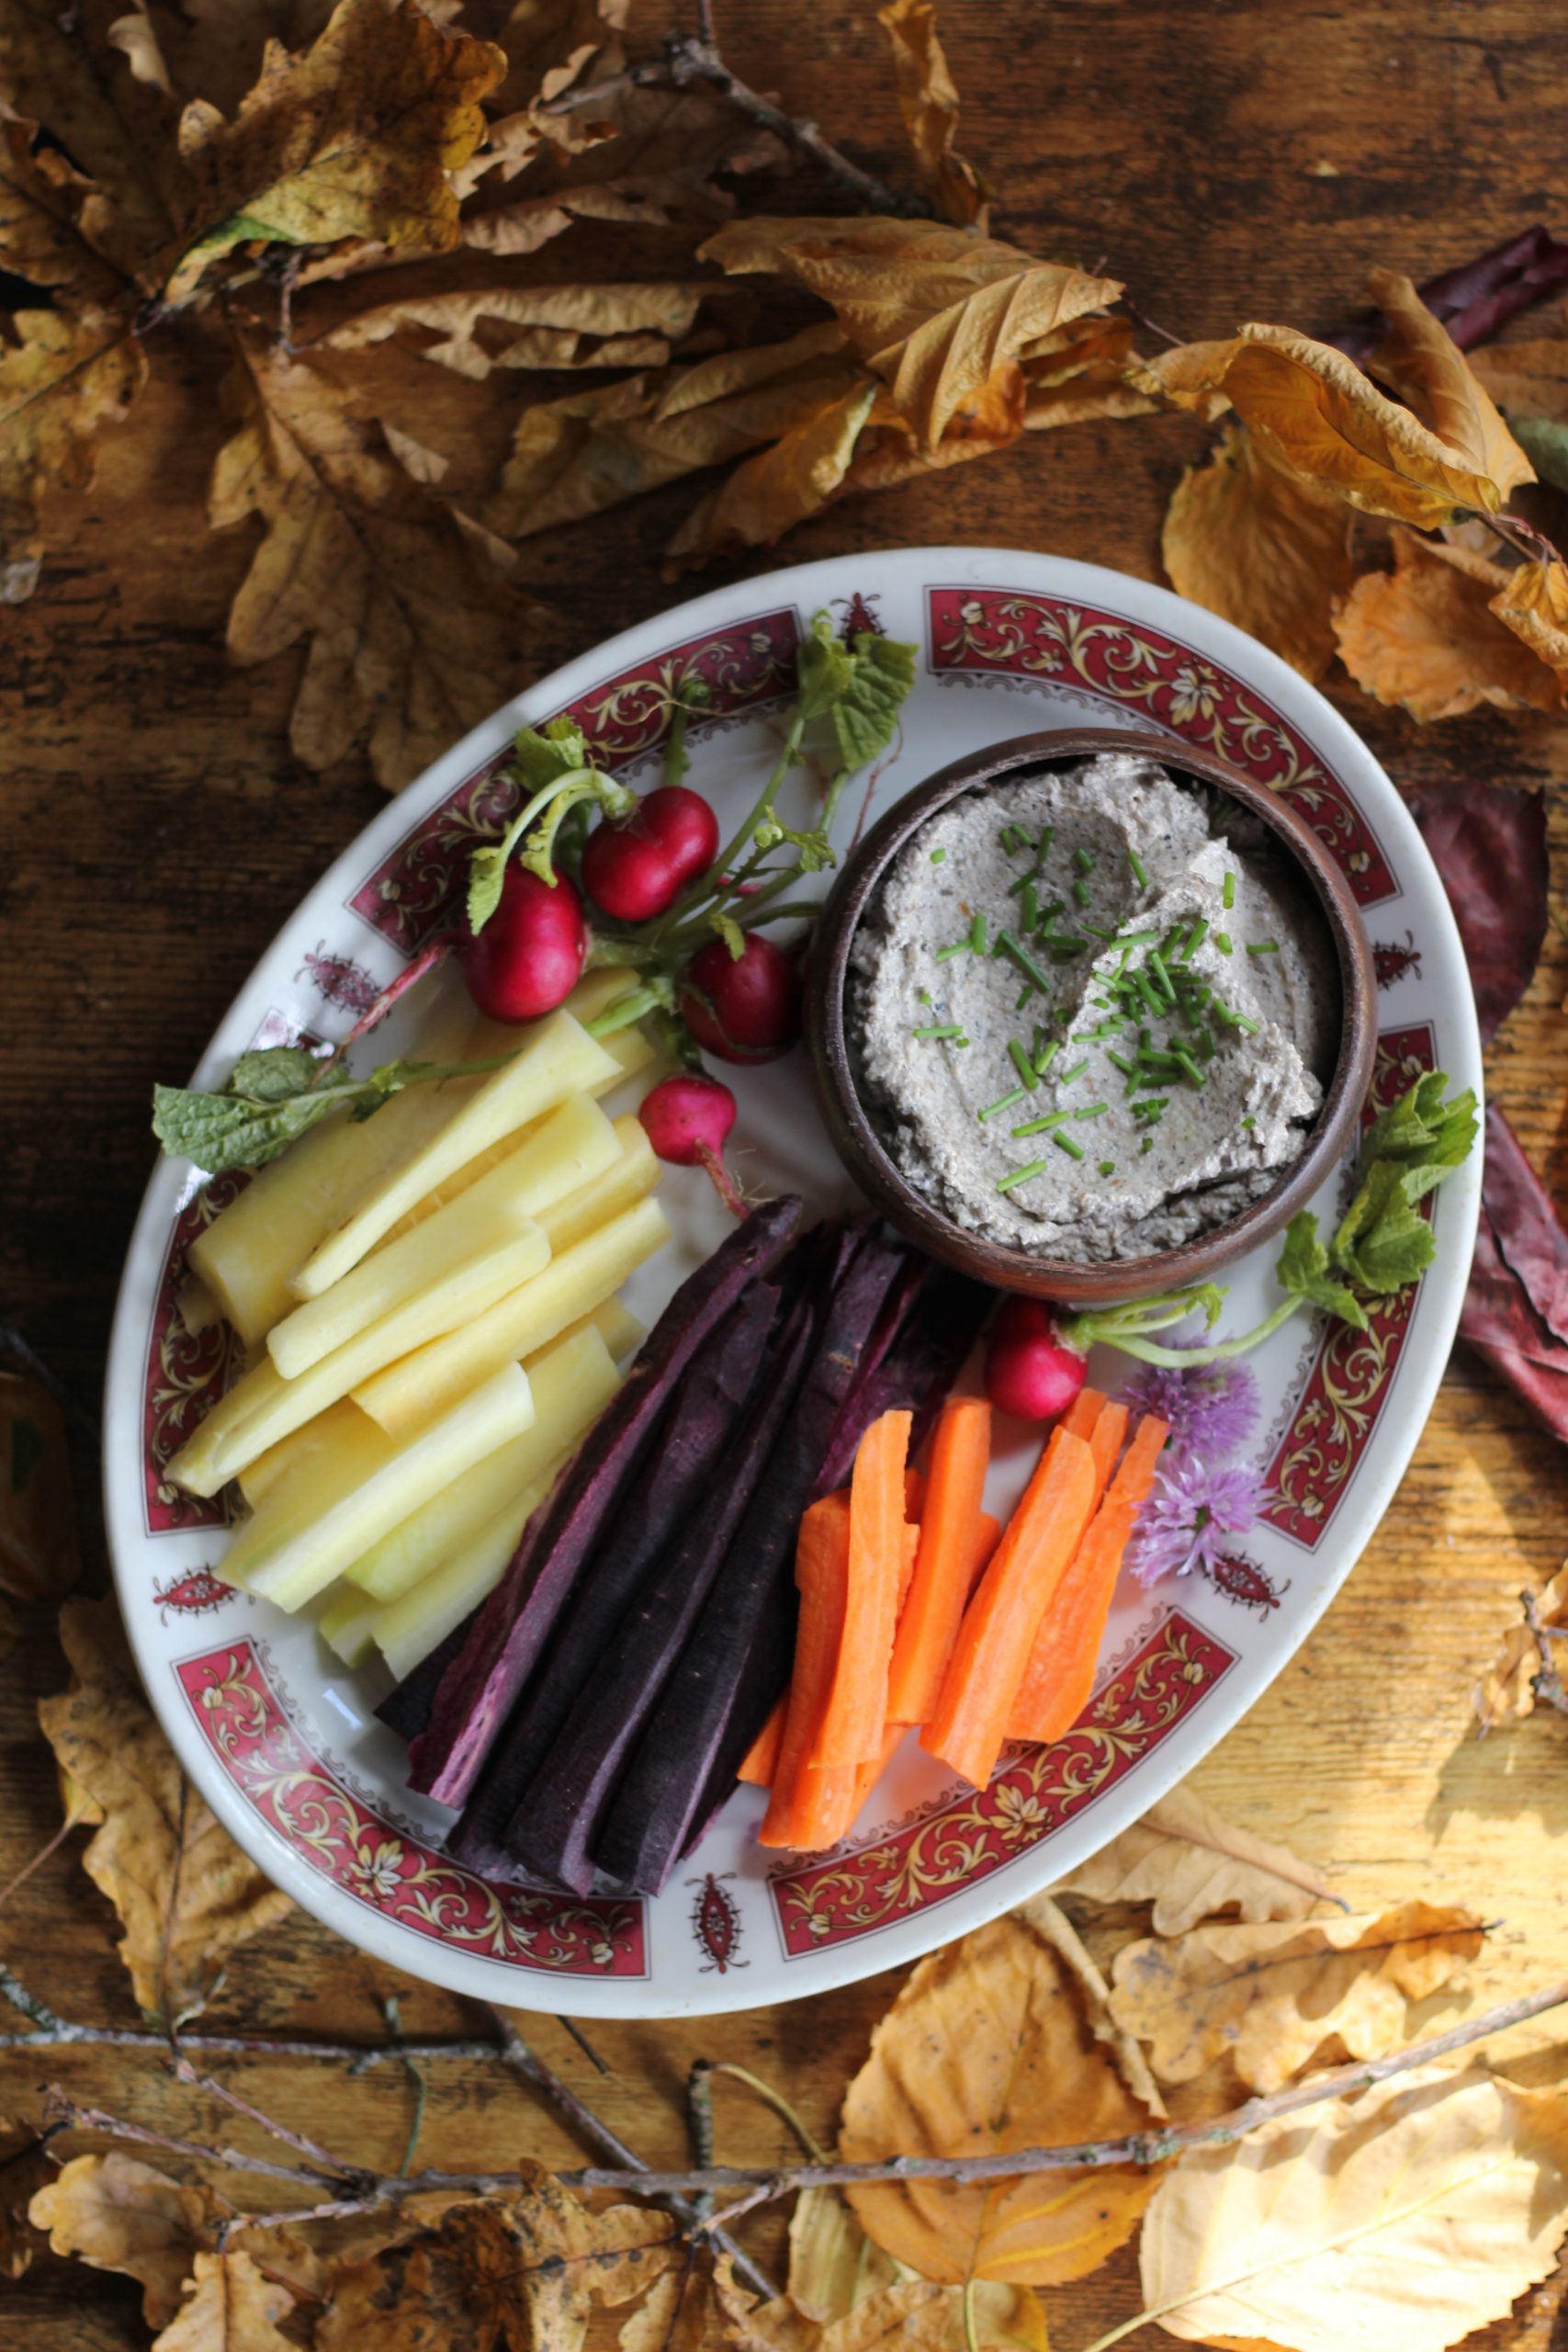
[680,933,800,1064]
[581,786,720,922]
[984,1297,1088,1420]
[460,865,587,1023]
[639,1072,746,1218]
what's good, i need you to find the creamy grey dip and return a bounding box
[850,753,1338,1262]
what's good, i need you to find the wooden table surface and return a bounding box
[6,3,1568,2344]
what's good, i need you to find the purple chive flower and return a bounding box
[1127,1456,1267,1587]
[1122,1358,1260,1464]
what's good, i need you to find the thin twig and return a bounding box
[555,2016,613,2076]
[1525,1588,1568,1717]
[173,2055,351,2177]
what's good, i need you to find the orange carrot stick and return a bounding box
[1008,1414,1170,1742]
[760,1494,852,1847]
[966,1511,1002,1598]
[1089,1399,1129,1492]
[738,1692,787,1786]
[1063,1386,1105,1442]
[810,1409,911,1770]
[904,1465,927,1521]
[919,1426,1099,1789]
[886,1396,992,1727]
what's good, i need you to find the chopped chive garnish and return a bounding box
[1000,822,1026,855]
[1214,931,1233,956]
[1128,846,1148,888]
[1012,1109,1072,1136]
[1099,1159,1116,1176]
[1035,1037,1062,1075]
[1141,1136,1154,1154]
[1074,1102,1109,1121]
[1172,1045,1205,1088]
[1050,939,1089,960]
[1038,825,1054,858]
[1193,1027,1215,1061]
[1241,1114,1256,1129]
[935,938,969,961]
[1147,949,1175,1001]
[912,1023,964,1039]
[930,847,947,865]
[1008,862,1042,896]
[1247,939,1279,956]
[1072,876,1090,909]
[1117,927,1159,948]
[1021,880,1039,933]
[1106,1048,1137,1078]
[1053,1130,1086,1160]
[1082,921,1118,941]
[1009,1038,1039,1091]
[970,912,987,953]
[997,929,1055,996]
[1014,984,1033,1012]
[1233,1011,1259,1034]
[1059,1057,1089,1085]
[1072,845,1095,875]
[1182,916,1209,959]
[1081,1018,1126,1040]
[978,1086,1030,1122]
[996,1158,1049,1193]
[1223,871,1235,910]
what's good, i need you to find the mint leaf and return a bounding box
[796,612,919,775]
[1351,1071,1477,1198]
[152,1080,345,1173]
[1276,1211,1370,1329]
[514,716,588,788]
[796,612,855,720]
[1332,1163,1438,1295]
[228,1046,323,1101]
[468,841,510,935]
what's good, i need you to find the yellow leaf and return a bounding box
[1475,1562,1568,1731]
[166,0,505,305]
[1366,268,1534,502]
[37,1596,292,2026]
[0,304,145,603]
[787,2188,902,2324]
[29,2154,226,2330]
[665,374,878,569]
[1140,315,1529,528]
[839,1907,1156,2287]
[876,0,988,230]
[698,214,1119,449]
[1109,1898,1484,2093]
[212,335,536,791]
[1161,423,1355,681]
[326,279,714,378]
[1333,526,1563,720]
[0,2120,51,2281]
[1054,1785,1340,1935]
[0,1371,81,1601]
[1138,2063,1568,2352]
[1491,549,1568,687]
[151,2249,298,2352]
[723,2275,1049,2352]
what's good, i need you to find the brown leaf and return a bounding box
[37,1595,292,2025]
[212,335,536,790]
[665,373,878,569]
[1137,2063,1568,2352]
[1054,1785,1340,1935]
[1108,1899,1484,2093]
[165,0,506,306]
[876,0,987,230]
[1491,549,1568,686]
[725,2273,1047,2352]
[151,2249,298,2352]
[0,117,141,302]
[1333,526,1563,719]
[698,215,1119,449]
[839,1907,1156,2287]
[325,279,714,377]
[0,0,179,263]
[136,3,343,119]
[0,2122,51,2281]
[1366,268,1535,501]
[786,2188,901,2325]
[1161,423,1355,682]
[0,1371,81,1601]
[0,304,146,603]
[457,0,627,119]
[30,2154,226,2329]
[1474,1562,1568,1731]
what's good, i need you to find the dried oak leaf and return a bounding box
[876,0,988,231]
[1334,526,1563,718]
[0,2121,52,2280]
[1474,1563,1568,1732]
[0,301,145,603]
[1162,423,1355,682]
[1053,1783,1339,1935]
[0,1370,81,1600]
[456,0,626,120]
[0,115,143,302]
[1138,2062,1568,2352]
[1406,775,1548,1043]
[164,0,506,306]
[1459,1105,1568,1444]
[839,1904,1156,2287]
[325,279,715,378]
[1109,1899,1483,2094]
[30,2154,226,2329]
[152,2248,298,2352]
[37,1595,292,2026]
[698,214,1120,450]
[665,374,878,569]
[213,335,536,791]
[0,0,180,265]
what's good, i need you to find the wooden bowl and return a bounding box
[804,727,1378,1307]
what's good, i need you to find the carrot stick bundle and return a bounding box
[810,1410,911,1770]
[886,1396,991,1727]
[760,1494,853,1847]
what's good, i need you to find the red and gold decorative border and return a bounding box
[142,1176,248,1535]
[769,1611,1235,1955]
[1261,1023,1437,1547]
[349,607,801,957]
[177,1642,646,1977]
[927,586,1398,907]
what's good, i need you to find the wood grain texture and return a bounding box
[5,1,1568,2344]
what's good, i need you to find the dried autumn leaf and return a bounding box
[723,2274,1046,2352]
[30,2154,225,2329]
[1492,550,1568,686]
[839,1907,1156,2287]
[0,117,141,302]
[1407,776,1548,1043]
[1475,1564,1568,1731]
[0,304,145,603]
[1109,1898,1484,2093]
[0,2121,51,2280]
[152,2249,298,2352]
[1333,526,1563,718]
[0,0,178,264]
[1472,336,1568,419]
[165,0,505,305]
[463,0,627,119]
[1161,423,1355,682]
[213,336,535,790]
[1366,268,1534,502]
[832,364,1028,501]
[787,2189,902,2324]
[37,1596,292,2025]
[1055,1784,1339,1934]
[1461,1106,1568,1445]
[326,280,714,378]
[699,215,1120,449]
[876,0,987,230]
[0,1371,80,1600]
[1138,2062,1568,2352]
[665,375,878,568]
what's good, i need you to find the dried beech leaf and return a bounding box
[1162,423,1354,682]
[151,2249,298,2352]
[839,1908,1156,2287]
[665,375,878,569]
[213,337,535,790]
[37,1596,292,2026]
[0,304,145,605]
[876,0,987,229]
[722,2274,1046,2352]
[787,2189,903,2325]
[1475,1563,1568,1731]
[1109,1899,1483,2093]
[1471,336,1568,421]
[165,0,505,305]
[1138,2063,1568,2352]
[0,1371,81,1601]
[617,2259,744,2352]
[1055,1784,1339,1934]
[30,2154,226,2329]
[326,280,712,377]
[1367,267,1535,501]
[1333,526,1563,718]
[1016,1893,1167,2117]
[1492,551,1568,686]
[0,2122,51,2281]
[699,215,1120,449]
